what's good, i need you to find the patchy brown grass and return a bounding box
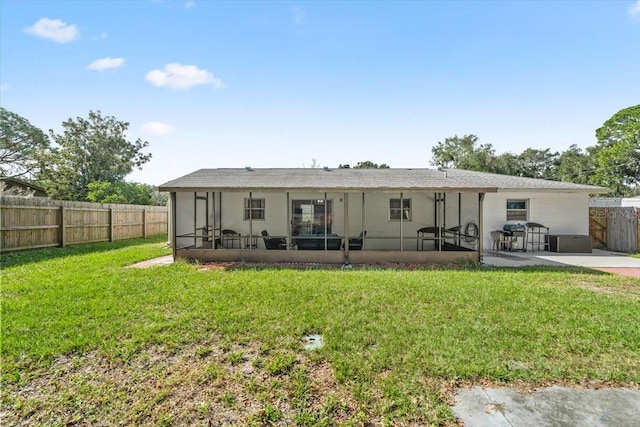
[1,339,369,427]
[4,240,639,425]
[562,276,640,300]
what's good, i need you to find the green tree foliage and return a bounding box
[554,144,597,185]
[430,135,599,184]
[41,111,151,201]
[496,148,559,179]
[430,135,497,172]
[0,107,49,179]
[353,161,390,169]
[592,105,640,196]
[150,188,169,206]
[87,181,153,205]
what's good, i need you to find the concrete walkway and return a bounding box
[125,255,174,268]
[483,249,640,278]
[453,385,640,427]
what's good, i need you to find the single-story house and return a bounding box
[590,196,640,208]
[158,168,608,264]
[0,177,49,197]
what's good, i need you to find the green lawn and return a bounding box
[2,238,639,426]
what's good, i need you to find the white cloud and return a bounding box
[87,57,125,71]
[185,1,196,9]
[90,32,108,41]
[24,18,79,43]
[630,0,640,19]
[292,6,306,25]
[141,122,175,136]
[145,63,224,90]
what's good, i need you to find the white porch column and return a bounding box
[286,192,291,250]
[170,192,176,257]
[400,192,404,251]
[343,192,349,263]
[479,192,485,260]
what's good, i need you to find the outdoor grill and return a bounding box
[502,222,527,251]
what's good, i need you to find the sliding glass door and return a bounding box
[292,199,333,235]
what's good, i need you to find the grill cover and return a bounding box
[503,222,526,233]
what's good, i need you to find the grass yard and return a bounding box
[2,237,640,426]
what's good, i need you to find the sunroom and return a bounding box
[158,168,497,264]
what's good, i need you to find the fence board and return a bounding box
[608,207,638,253]
[589,207,639,253]
[589,207,607,249]
[0,196,168,252]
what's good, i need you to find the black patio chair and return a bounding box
[345,231,366,250]
[261,230,287,250]
[220,229,241,249]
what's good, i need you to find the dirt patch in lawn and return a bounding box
[566,279,640,299]
[2,340,367,426]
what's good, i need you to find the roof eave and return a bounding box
[158,186,500,193]
[497,187,611,194]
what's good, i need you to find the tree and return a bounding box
[0,107,49,179]
[554,144,597,185]
[87,181,168,206]
[592,105,640,196]
[150,187,169,206]
[339,161,390,168]
[510,148,559,179]
[87,181,153,205]
[430,134,497,172]
[353,161,390,169]
[41,111,152,201]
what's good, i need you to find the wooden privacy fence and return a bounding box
[0,197,168,252]
[589,207,639,253]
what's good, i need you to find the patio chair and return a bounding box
[490,230,510,251]
[261,230,287,250]
[221,229,241,249]
[344,231,366,250]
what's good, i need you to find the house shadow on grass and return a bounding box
[0,236,167,269]
[194,260,609,276]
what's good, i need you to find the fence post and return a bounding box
[143,209,147,238]
[59,206,66,248]
[109,208,114,242]
[637,208,640,253]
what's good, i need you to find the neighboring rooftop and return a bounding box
[0,177,49,197]
[158,168,609,193]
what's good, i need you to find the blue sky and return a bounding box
[1,1,639,185]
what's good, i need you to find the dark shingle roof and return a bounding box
[158,168,609,193]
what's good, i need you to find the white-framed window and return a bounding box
[506,199,528,221]
[244,198,265,220]
[389,198,411,221]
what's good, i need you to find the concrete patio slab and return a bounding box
[483,249,640,269]
[126,255,174,268]
[453,386,640,427]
